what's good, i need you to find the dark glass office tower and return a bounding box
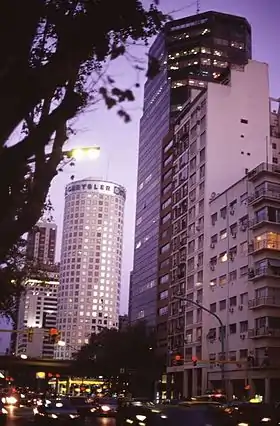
[129,11,252,326]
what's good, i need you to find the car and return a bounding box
[68,396,94,417]
[225,401,280,425]
[116,400,235,426]
[92,397,119,417]
[33,398,82,425]
[0,401,8,426]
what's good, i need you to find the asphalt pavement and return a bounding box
[5,406,116,426]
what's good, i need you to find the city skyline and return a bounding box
[46,0,280,314]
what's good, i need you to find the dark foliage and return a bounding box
[75,322,164,397]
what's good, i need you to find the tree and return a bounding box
[0,0,166,262]
[75,322,164,398]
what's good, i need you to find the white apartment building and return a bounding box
[56,179,125,359]
[16,270,59,358]
[166,60,278,398]
[203,162,280,402]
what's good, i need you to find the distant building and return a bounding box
[56,178,126,359]
[15,268,59,358]
[119,315,129,331]
[26,221,57,265]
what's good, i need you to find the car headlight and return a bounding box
[69,414,80,419]
[7,397,17,405]
[261,419,271,423]
[1,408,8,415]
[238,423,249,426]
[50,414,58,419]
[101,405,110,412]
[136,415,146,421]
[90,408,96,412]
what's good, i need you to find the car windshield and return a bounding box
[44,399,73,410]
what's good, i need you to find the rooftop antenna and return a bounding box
[196,0,200,13]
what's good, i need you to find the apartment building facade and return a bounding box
[202,161,280,403]
[130,11,252,326]
[165,60,273,399]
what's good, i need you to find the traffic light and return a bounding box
[27,328,34,342]
[192,356,198,367]
[49,328,60,344]
[173,354,183,366]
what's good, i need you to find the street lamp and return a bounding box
[27,145,101,165]
[173,293,226,394]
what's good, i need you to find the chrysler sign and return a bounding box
[65,181,126,199]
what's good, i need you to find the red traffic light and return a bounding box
[174,355,182,361]
[49,328,58,336]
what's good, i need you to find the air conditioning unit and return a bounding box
[210,264,215,271]
[230,209,235,215]
[210,242,215,249]
[239,305,243,311]
[240,224,247,232]
[232,233,237,239]
[229,307,234,313]
[240,334,246,340]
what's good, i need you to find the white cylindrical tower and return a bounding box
[55,178,126,359]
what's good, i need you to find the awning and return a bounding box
[268,259,280,268]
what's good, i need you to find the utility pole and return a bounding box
[173,294,226,394]
[196,0,200,13]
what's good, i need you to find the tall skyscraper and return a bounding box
[56,179,126,359]
[15,268,59,358]
[129,11,252,326]
[26,221,57,265]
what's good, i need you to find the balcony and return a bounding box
[247,163,280,181]
[248,264,280,280]
[248,189,280,206]
[248,240,280,254]
[248,327,280,339]
[249,216,280,229]
[248,296,280,309]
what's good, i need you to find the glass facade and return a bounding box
[129,11,252,327]
[129,34,170,325]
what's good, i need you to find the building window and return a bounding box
[229,296,237,307]
[159,306,168,316]
[159,274,169,284]
[240,349,248,359]
[229,324,236,334]
[219,299,226,310]
[219,275,227,287]
[160,243,170,254]
[210,303,216,313]
[219,252,227,263]
[137,310,145,319]
[211,213,217,225]
[240,118,248,124]
[229,270,237,281]
[159,290,168,300]
[240,265,248,276]
[220,229,227,240]
[240,321,248,333]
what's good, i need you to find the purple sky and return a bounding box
[49,0,280,314]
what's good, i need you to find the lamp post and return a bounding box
[173,293,226,394]
[26,145,101,166]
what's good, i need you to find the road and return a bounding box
[5,406,116,426]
